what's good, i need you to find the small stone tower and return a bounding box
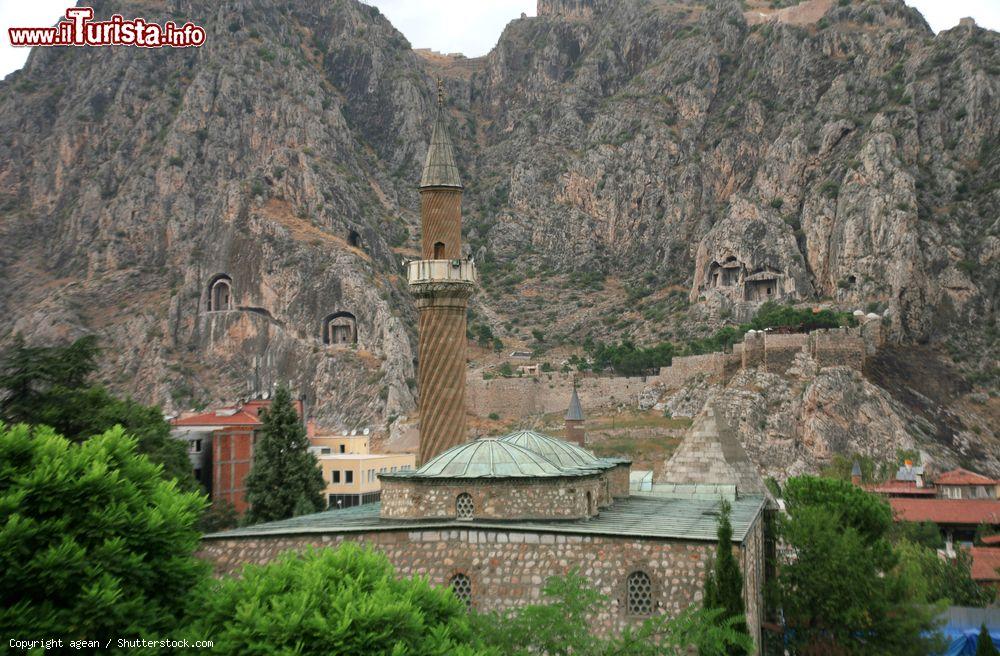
[409,82,477,465]
[851,460,862,486]
[565,387,586,446]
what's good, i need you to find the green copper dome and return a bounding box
[394,438,581,479]
[498,430,613,471]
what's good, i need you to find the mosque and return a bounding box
[199,86,768,652]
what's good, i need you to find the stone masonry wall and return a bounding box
[200,531,709,634]
[380,476,604,520]
[656,353,730,389]
[762,334,809,375]
[739,511,766,651]
[466,372,650,418]
[810,328,865,369]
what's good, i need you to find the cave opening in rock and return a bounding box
[208,274,233,311]
[322,311,357,345]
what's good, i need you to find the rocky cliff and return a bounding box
[0,0,996,469]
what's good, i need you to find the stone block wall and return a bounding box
[380,476,604,520]
[742,332,766,369]
[810,329,865,370]
[739,511,766,650]
[466,373,650,418]
[608,464,631,498]
[200,531,709,635]
[198,512,766,655]
[762,333,809,375]
[656,353,730,389]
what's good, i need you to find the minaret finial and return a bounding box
[437,78,444,107]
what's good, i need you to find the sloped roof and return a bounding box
[204,495,767,544]
[970,547,1000,582]
[385,438,584,479]
[866,481,936,496]
[419,109,462,189]
[171,409,261,427]
[935,468,999,486]
[565,387,585,421]
[889,498,1000,525]
[499,429,610,470]
[659,403,768,496]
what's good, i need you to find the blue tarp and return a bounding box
[938,629,1000,656]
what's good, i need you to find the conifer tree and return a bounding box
[978,624,999,656]
[701,500,749,656]
[243,385,324,524]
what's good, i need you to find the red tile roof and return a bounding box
[890,498,1000,525]
[866,481,937,496]
[935,468,999,486]
[171,409,261,427]
[970,547,1000,582]
[981,535,1000,546]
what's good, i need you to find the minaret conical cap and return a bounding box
[419,80,463,189]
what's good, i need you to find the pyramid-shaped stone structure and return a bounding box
[660,403,767,496]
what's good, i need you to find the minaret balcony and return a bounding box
[407,259,477,286]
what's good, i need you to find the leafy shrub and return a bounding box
[0,424,207,639]
[184,545,488,655]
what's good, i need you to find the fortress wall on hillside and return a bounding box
[466,327,877,420]
[466,372,651,418]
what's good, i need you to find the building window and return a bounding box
[449,573,472,608]
[626,571,653,616]
[193,467,202,481]
[320,448,331,455]
[190,438,202,454]
[345,471,353,484]
[456,493,474,520]
[391,466,397,473]
[434,241,446,258]
[339,444,346,453]
[332,470,340,484]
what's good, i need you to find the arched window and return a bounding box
[434,241,445,259]
[626,571,653,615]
[450,573,472,608]
[455,493,474,520]
[322,312,357,345]
[208,275,233,311]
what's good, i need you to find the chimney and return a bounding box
[565,386,585,446]
[851,460,862,487]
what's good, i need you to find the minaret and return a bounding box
[565,386,586,446]
[409,81,477,465]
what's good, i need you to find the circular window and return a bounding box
[456,493,474,520]
[626,571,653,616]
[450,573,472,608]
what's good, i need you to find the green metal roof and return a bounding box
[204,495,767,543]
[498,429,612,471]
[419,109,462,189]
[384,438,583,479]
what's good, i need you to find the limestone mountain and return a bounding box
[0,0,996,471]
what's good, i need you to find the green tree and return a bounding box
[977,624,998,656]
[0,335,192,486]
[0,424,207,640]
[243,385,324,524]
[774,476,945,655]
[475,569,753,656]
[702,501,749,655]
[184,544,491,656]
[896,541,994,607]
